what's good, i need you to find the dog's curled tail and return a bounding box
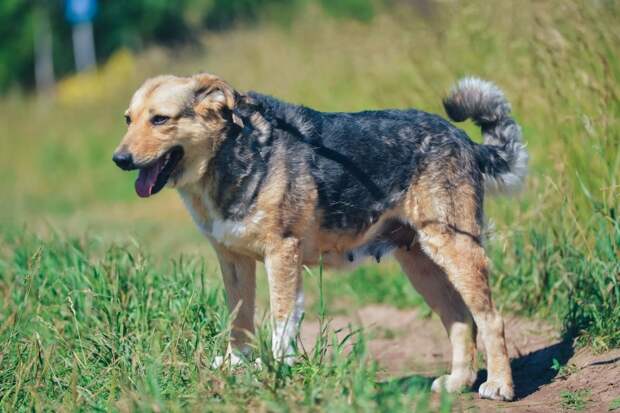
[443,77,528,194]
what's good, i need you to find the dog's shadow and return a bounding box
[476,339,574,399]
[381,339,574,400]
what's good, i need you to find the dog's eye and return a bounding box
[124,115,131,125]
[151,115,170,126]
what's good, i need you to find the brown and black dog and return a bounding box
[113,73,527,401]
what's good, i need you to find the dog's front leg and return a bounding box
[212,246,256,368]
[264,237,304,364]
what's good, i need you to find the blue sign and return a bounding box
[65,0,97,24]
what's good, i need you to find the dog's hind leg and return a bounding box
[415,223,514,401]
[264,237,304,365]
[394,244,478,394]
[212,246,256,368]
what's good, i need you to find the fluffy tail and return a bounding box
[443,77,528,194]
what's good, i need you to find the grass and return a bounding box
[315,261,431,315]
[551,358,579,379]
[1,0,619,410]
[0,229,448,411]
[560,389,592,411]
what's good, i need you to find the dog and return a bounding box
[113,73,527,401]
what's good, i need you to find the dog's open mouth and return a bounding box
[135,146,184,198]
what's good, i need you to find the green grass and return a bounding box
[318,263,432,318]
[1,0,619,410]
[560,389,592,411]
[609,397,620,411]
[0,229,448,411]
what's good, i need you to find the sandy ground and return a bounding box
[301,305,620,412]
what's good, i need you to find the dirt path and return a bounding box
[301,305,620,412]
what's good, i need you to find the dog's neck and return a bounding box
[177,93,314,223]
[177,125,270,224]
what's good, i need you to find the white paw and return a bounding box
[431,372,476,394]
[271,339,296,366]
[273,353,296,366]
[211,353,243,369]
[211,354,263,370]
[478,380,514,401]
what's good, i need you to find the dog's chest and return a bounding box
[178,189,264,253]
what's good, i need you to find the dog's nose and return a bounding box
[112,152,135,170]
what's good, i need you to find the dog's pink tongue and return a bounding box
[135,161,162,198]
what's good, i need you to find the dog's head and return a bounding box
[112,73,242,197]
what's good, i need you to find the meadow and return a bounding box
[0,0,618,411]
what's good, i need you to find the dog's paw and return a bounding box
[211,353,244,369]
[271,343,296,366]
[210,355,237,369]
[274,353,296,367]
[211,354,263,370]
[478,380,514,401]
[431,372,476,394]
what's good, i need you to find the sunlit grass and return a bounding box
[0,230,449,411]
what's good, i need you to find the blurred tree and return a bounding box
[0,0,36,92]
[34,3,55,93]
[204,0,305,30]
[0,0,204,93]
[319,0,374,22]
[0,0,376,94]
[93,0,199,59]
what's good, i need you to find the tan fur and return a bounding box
[214,246,256,353]
[395,244,477,393]
[115,73,514,400]
[402,174,513,399]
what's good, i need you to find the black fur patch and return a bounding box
[210,123,272,221]
[209,91,492,233]
[245,92,477,232]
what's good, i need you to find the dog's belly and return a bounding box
[303,218,417,268]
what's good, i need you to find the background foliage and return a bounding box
[0,0,375,92]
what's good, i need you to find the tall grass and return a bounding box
[0,229,449,411]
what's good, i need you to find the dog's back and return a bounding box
[237,85,524,234]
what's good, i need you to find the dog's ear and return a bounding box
[192,73,238,121]
[234,94,258,114]
[233,94,261,125]
[230,94,264,133]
